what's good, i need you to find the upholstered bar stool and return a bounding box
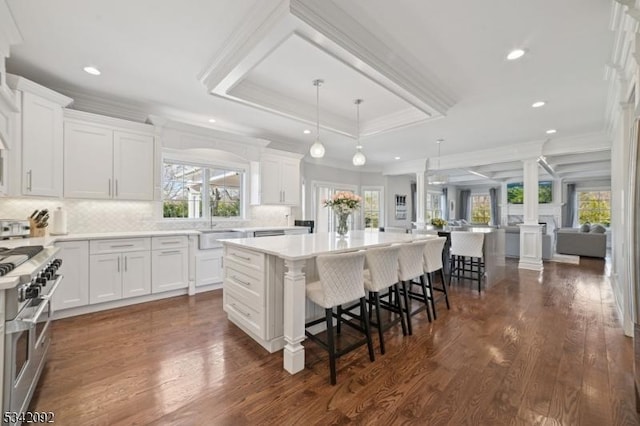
[304,250,375,385]
[361,245,406,354]
[420,237,450,319]
[397,240,432,335]
[449,231,485,292]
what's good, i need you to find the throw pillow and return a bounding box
[580,223,590,232]
[590,224,606,234]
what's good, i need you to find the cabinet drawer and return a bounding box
[152,235,188,250]
[224,265,263,310]
[225,246,264,271]
[224,289,264,338]
[90,238,151,254]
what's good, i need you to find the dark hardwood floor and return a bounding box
[30,258,639,425]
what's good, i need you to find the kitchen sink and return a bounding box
[199,230,244,249]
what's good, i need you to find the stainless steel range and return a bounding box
[0,245,62,424]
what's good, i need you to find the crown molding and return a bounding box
[542,132,610,156]
[361,107,428,137]
[197,0,290,91]
[64,108,154,134]
[6,74,72,106]
[289,0,457,115]
[0,83,17,113]
[382,158,427,175]
[0,0,22,59]
[60,87,151,123]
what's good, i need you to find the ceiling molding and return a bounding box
[361,107,428,137]
[289,0,457,115]
[61,87,151,123]
[64,109,154,134]
[542,132,610,156]
[382,158,427,175]
[6,74,72,106]
[197,0,290,91]
[437,140,546,170]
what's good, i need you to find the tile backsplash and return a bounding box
[0,198,295,233]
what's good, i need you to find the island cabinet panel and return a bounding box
[151,247,188,293]
[52,240,89,311]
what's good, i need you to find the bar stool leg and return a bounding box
[394,284,408,336]
[325,308,337,385]
[425,273,437,320]
[419,274,433,322]
[360,297,375,362]
[440,268,450,309]
[401,280,413,335]
[373,292,385,354]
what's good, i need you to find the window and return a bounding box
[471,194,491,223]
[162,160,243,219]
[578,191,610,226]
[426,192,442,220]
[363,189,382,229]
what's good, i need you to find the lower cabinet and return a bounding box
[52,240,89,311]
[89,251,151,304]
[195,249,223,287]
[152,247,188,293]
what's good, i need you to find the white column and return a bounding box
[414,172,426,229]
[519,159,543,271]
[282,258,307,374]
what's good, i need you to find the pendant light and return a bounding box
[309,79,325,158]
[427,139,448,185]
[352,99,366,166]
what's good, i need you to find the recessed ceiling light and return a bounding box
[83,66,101,76]
[303,129,311,134]
[506,49,526,60]
[546,129,557,134]
[208,118,216,123]
[394,156,401,160]
[531,101,546,108]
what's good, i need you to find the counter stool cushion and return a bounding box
[450,231,485,292]
[397,240,432,335]
[419,237,450,319]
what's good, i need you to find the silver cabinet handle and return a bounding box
[108,179,112,197]
[124,256,128,272]
[26,170,32,191]
[117,256,120,272]
[220,257,224,268]
[232,253,251,261]
[161,241,180,245]
[111,244,134,248]
[160,250,181,255]
[115,179,119,197]
[231,303,251,318]
[232,275,251,286]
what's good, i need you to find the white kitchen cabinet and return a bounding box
[63,110,155,200]
[151,235,188,293]
[52,240,89,311]
[152,248,188,293]
[256,152,301,205]
[6,76,72,198]
[89,237,152,304]
[195,248,223,287]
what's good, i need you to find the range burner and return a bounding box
[0,246,44,276]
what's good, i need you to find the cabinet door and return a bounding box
[195,250,223,287]
[89,253,122,304]
[21,92,63,197]
[113,131,154,200]
[122,250,151,298]
[151,248,188,293]
[280,159,300,205]
[64,122,113,199]
[52,241,89,311]
[259,157,282,204]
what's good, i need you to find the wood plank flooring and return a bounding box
[30,258,639,425]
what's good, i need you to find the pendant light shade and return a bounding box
[427,139,448,185]
[310,79,325,159]
[352,99,366,166]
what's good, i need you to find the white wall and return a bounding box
[384,174,413,229]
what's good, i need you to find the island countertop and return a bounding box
[220,230,436,261]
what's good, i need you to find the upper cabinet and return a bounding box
[253,150,302,206]
[6,75,72,197]
[63,110,155,201]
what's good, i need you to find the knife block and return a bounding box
[29,218,47,238]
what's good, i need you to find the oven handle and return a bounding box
[39,274,63,301]
[5,274,63,334]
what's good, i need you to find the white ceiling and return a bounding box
[4,0,615,183]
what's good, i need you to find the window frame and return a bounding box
[361,186,384,230]
[577,190,611,227]
[470,193,491,224]
[425,191,443,220]
[161,153,247,222]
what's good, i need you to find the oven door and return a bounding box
[4,274,62,417]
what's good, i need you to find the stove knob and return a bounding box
[37,276,47,286]
[53,259,63,268]
[25,285,41,299]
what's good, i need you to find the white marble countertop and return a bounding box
[220,230,436,261]
[230,226,309,232]
[0,246,60,289]
[0,230,200,248]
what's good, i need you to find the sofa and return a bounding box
[504,225,554,260]
[555,225,607,258]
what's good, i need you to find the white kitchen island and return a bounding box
[220,230,436,374]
